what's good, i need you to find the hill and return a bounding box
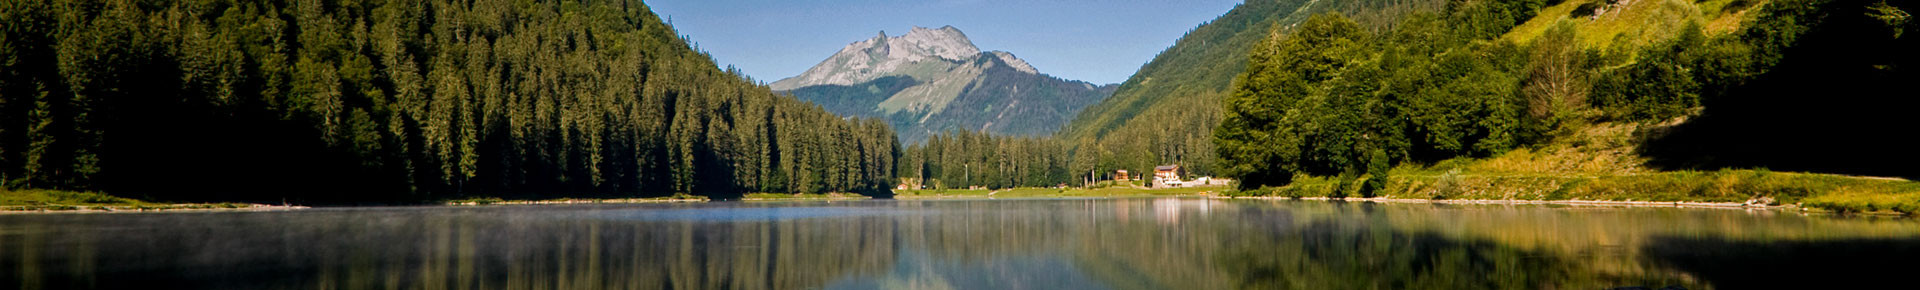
[1210,0,1920,213]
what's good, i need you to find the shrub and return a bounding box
[1571,2,1603,18]
[1435,169,1465,200]
[1361,149,1390,198]
[1331,177,1354,199]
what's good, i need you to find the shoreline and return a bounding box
[740,197,872,201]
[446,198,709,206]
[1215,195,1801,210]
[0,203,310,214]
[9,188,1896,216]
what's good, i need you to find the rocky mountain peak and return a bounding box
[771,26,989,91]
[776,25,1114,143]
[896,26,979,61]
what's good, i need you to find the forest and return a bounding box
[1215,0,1919,190]
[907,0,1917,193]
[0,0,899,202]
[3,0,1913,201]
[1054,0,1446,180]
[895,130,1079,190]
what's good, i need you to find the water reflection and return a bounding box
[3,199,1917,289]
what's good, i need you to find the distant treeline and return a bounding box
[896,130,1078,189]
[0,0,897,202]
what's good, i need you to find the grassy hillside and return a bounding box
[1213,0,1920,214]
[786,76,922,120]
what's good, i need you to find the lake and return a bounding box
[4,198,1917,289]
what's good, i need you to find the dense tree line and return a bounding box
[0,0,896,202]
[896,130,1075,190]
[1056,0,1448,180]
[1216,0,1552,191]
[1214,0,1895,190]
[905,0,1514,190]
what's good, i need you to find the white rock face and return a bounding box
[770,26,997,91]
[897,26,979,61]
[988,51,1039,74]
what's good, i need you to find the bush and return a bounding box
[1435,169,1465,200]
[1331,177,1354,199]
[1571,2,1603,18]
[1361,149,1390,197]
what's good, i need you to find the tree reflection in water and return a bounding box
[4,199,1919,289]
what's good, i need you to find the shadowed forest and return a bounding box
[1637,1,1920,179]
[1204,0,1918,193]
[0,0,898,203]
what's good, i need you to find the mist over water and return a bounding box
[5,199,1917,289]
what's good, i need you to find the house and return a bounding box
[1115,169,1131,181]
[1154,165,1184,182]
[1152,165,1187,188]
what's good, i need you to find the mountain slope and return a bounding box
[1057,0,1445,176]
[1206,0,1920,213]
[776,26,1114,143]
[0,0,899,201]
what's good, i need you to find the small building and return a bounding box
[1152,165,1188,188]
[1154,165,1184,182]
[1115,169,1131,181]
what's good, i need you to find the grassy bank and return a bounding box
[1,188,278,212]
[1238,166,1919,215]
[1230,123,1920,215]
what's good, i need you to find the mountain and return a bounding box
[773,26,1116,143]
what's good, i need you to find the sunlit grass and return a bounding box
[0,189,260,211]
[1,188,149,210]
[1507,0,1736,51]
[1243,166,1920,215]
[1229,120,1920,215]
[1803,188,1920,214]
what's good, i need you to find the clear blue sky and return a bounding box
[647,0,1243,85]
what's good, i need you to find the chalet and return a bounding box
[1153,165,1184,182]
[1115,169,1131,181]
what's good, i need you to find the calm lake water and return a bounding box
[4,198,1918,289]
